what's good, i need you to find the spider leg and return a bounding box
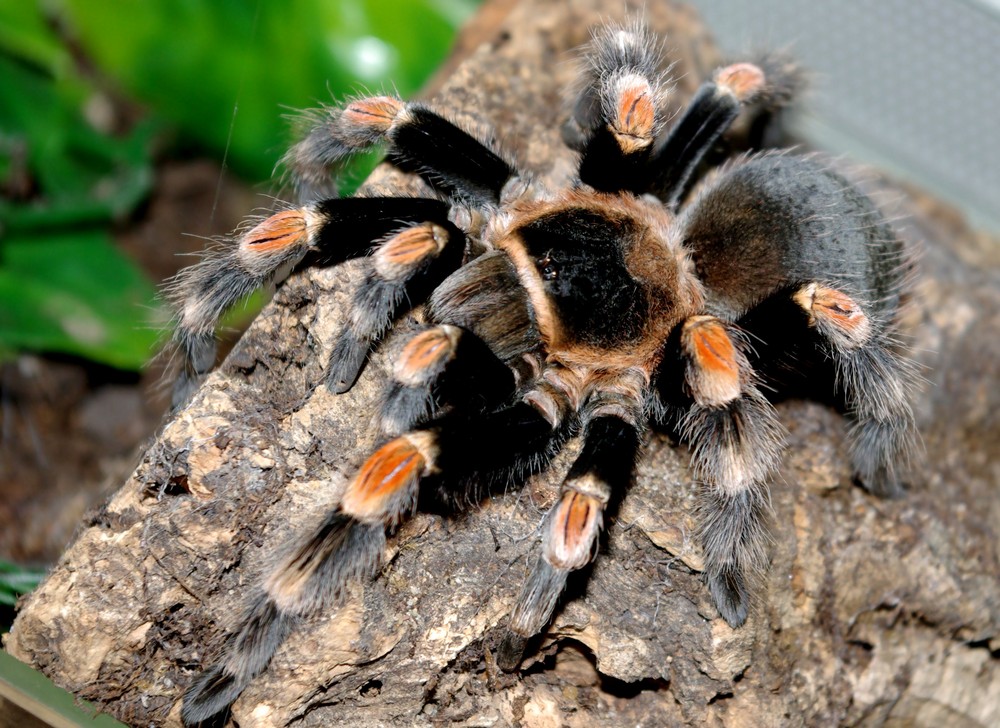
[565,22,781,200]
[180,592,293,726]
[498,407,643,670]
[376,324,517,436]
[647,63,766,206]
[661,315,785,627]
[168,196,452,408]
[565,21,669,193]
[326,218,467,392]
[172,89,522,405]
[182,397,567,724]
[792,282,918,497]
[373,246,541,433]
[286,95,516,204]
[265,400,564,625]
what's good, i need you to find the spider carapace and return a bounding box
[169,21,917,725]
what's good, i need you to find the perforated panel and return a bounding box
[691,0,1000,231]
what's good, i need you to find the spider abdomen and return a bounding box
[681,154,905,322]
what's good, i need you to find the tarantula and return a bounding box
[170,21,917,725]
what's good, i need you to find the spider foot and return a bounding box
[698,487,769,627]
[181,595,292,726]
[501,557,570,671]
[707,568,750,628]
[327,330,370,394]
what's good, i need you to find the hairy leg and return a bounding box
[167,197,454,408]
[793,282,919,497]
[498,404,643,669]
[285,95,516,204]
[660,315,785,626]
[376,324,518,436]
[180,395,564,724]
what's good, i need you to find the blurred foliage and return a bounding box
[0,560,45,607]
[0,0,478,369]
[0,649,127,726]
[0,2,160,368]
[59,0,478,181]
[0,231,165,367]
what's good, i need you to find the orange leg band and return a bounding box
[681,316,742,407]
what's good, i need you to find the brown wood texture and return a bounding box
[6,1,1000,726]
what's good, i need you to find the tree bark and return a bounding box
[6,1,1000,726]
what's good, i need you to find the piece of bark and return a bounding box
[6,1,1000,726]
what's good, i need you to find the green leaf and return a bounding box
[0,650,128,726]
[0,560,46,606]
[0,231,165,369]
[0,0,479,371]
[0,57,158,232]
[58,0,480,181]
[0,2,74,79]
[0,6,163,369]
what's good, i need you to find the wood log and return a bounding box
[6,1,1000,726]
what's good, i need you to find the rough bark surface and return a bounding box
[6,1,1000,726]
